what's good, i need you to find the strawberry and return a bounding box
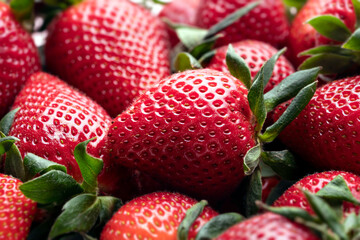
[100,192,218,240]
[0,2,40,118]
[195,0,290,48]
[45,0,171,117]
[214,212,319,240]
[206,40,295,93]
[261,176,280,202]
[0,174,37,240]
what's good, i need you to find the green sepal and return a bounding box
[43,0,82,9]
[264,67,320,112]
[177,200,208,240]
[19,170,84,204]
[307,15,352,42]
[260,82,317,143]
[198,50,216,65]
[260,150,299,180]
[352,0,360,29]
[344,213,359,235]
[190,35,220,59]
[74,139,103,194]
[49,194,101,239]
[0,136,18,155]
[316,175,360,205]
[175,27,208,50]
[343,28,360,51]
[248,71,266,132]
[98,196,122,226]
[0,108,19,135]
[4,139,26,182]
[23,153,67,180]
[9,0,34,25]
[257,48,286,88]
[283,0,307,10]
[244,168,262,217]
[299,45,355,57]
[243,144,262,175]
[226,44,252,89]
[174,52,203,72]
[195,213,244,240]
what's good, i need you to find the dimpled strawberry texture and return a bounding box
[274,171,360,216]
[0,2,40,118]
[45,0,170,117]
[9,72,111,182]
[273,76,360,175]
[106,69,256,199]
[289,0,355,66]
[215,212,319,240]
[195,0,290,48]
[207,40,295,93]
[101,192,218,240]
[0,174,37,240]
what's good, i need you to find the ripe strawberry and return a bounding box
[0,174,37,240]
[100,192,218,240]
[0,2,40,118]
[274,171,360,216]
[273,75,360,175]
[206,40,295,93]
[45,0,171,117]
[215,212,319,240]
[105,69,256,199]
[261,176,280,202]
[195,0,290,48]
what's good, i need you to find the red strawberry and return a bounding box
[100,192,218,240]
[215,212,319,240]
[273,75,360,175]
[261,176,280,202]
[207,40,295,93]
[0,2,40,118]
[195,0,290,48]
[105,69,255,199]
[45,0,171,117]
[0,174,37,240]
[274,171,360,216]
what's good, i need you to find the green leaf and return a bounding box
[226,44,251,89]
[20,170,84,204]
[176,27,208,50]
[260,150,299,180]
[74,139,103,194]
[343,28,360,51]
[316,175,360,205]
[195,213,244,240]
[259,48,287,87]
[4,142,25,182]
[283,0,307,10]
[49,194,101,239]
[23,153,67,180]
[243,144,262,175]
[307,15,352,42]
[244,168,262,217]
[10,0,34,22]
[260,82,317,143]
[0,136,18,155]
[0,108,19,135]
[344,213,359,234]
[299,45,355,57]
[248,70,266,132]
[178,200,208,240]
[352,0,360,29]
[190,35,220,59]
[264,67,320,112]
[174,52,203,72]
[204,1,260,39]
[98,196,122,225]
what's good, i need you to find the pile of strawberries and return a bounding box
[1,0,360,239]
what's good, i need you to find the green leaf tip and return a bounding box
[174,52,203,72]
[23,153,67,180]
[0,108,19,135]
[226,44,252,89]
[243,144,262,175]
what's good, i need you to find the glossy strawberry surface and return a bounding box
[0,2,40,118]
[195,0,290,48]
[274,171,360,216]
[106,69,256,199]
[207,40,295,93]
[215,212,319,240]
[100,192,218,240]
[0,174,37,240]
[45,0,171,117]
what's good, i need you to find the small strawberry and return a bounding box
[100,192,218,240]
[0,2,40,118]
[45,0,171,117]
[0,174,37,240]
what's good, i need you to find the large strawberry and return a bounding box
[100,192,218,240]
[195,0,290,48]
[45,0,171,117]
[0,2,40,118]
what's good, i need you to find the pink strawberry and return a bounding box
[0,2,40,118]
[45,0,171,117]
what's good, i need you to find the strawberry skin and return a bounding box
[0,174,37,240]
[0,2,40,118]
[100,192,218,240]
[273,76,360,175]
[215,212,319,240]
[195,0,290,48]
[45,0,171,117]
[207,40,295,93]
[106,69,256,199]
